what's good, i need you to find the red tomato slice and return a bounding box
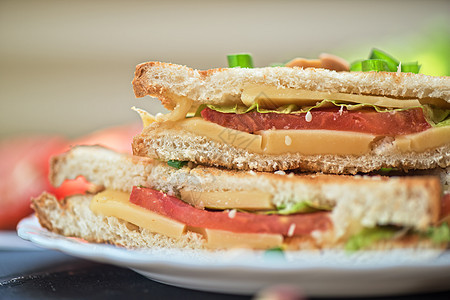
[440,193,450,221]
[52,122,142,199]
[130,186,331,236]
[201,107,431,136]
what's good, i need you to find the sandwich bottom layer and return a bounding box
[31,192,444,251]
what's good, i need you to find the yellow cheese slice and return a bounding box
[394,126,450,152]
[260,129,374,155]
[90,189,286,249]
[203,228,283,249]
[177,117,263,153]
[180,189,274,210]
[177,117,375,155]
[241,84,422,108]
[90,189,186,239]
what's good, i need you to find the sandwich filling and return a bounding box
[89,185,450,250]
[135,91,450,157]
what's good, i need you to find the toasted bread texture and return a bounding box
[50,146,442,238]
[132,62,450,109]
[132,122,450,174]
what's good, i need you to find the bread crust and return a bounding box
[132,62,450,110]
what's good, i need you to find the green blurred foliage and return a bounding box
[339,20,450,76]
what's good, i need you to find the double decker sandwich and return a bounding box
[31,50,450,250]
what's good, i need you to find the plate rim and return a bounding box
[16,215,450,296]
[17,215,450,271]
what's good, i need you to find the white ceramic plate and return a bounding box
[17,215,450,297]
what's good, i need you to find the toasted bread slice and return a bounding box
[132,62,450,110]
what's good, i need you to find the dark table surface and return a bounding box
[1,234,450,300]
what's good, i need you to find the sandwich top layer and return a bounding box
[132,62,450,110]
[131,61,450,174]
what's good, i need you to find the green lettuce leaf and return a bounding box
[425,223,450,244]
[345,227,398,251]
[202,100,450,128]
[436,118,450,127]
[205,99,421,115]
[263,201,332,215]
[346,223,450,252]
[422,106,450,126]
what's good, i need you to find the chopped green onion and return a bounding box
[361,59,391,72]
[350,60,362,71]
[369,48,400,71]
[227,53,253,68]
[351,48,421,74]
[401,62,421,73]
[167,160,188,169]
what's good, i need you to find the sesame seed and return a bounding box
[287,223,296,237]
[228,209,237,219]
[274,170,286,175]
[305,111,312,122]
[285,135,292,146]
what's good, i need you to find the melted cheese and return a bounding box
[132,107,155,127]
[180,189,274,210]
[157,95,193,122]
[241,84,422,108]
[90,189,186,239]
[203,228,283,249]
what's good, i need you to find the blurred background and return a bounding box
[1,0,449,139]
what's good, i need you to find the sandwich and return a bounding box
[32,145,449,250]
[30,51,450,251]
[131,54,450,174]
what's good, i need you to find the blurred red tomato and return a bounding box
[49,122,142,199]
[73,122,142,153]
[0,136,67,229]
[1,122,142,229]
